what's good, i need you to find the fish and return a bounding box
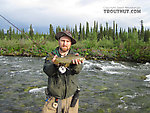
[47,54,85,67]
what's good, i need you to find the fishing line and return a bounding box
[0,14,49,55]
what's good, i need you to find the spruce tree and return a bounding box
[99,24,103,40]
[108,27,113,40]
[74,24,78,40]
[56,26,61,34]
[113,21,115,40]
[116,23,118,40]
[106,22,109,39]
[12,28,15,40]
[66,25,70,31]
[7,30,9,40]
[119,28,122,42]
[9,27,12,40]
[144,29,149,42]
[86,22,89,40]
[103,27,106,38]
[82,25,85,40]
[29,24,34,39]
[140,20,144,40]
[1,29,5,40]
[79,23,82,40]
[49,24,55,41]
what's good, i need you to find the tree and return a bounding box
[12,28,15,39]
[119,28,122,41]
[20,29,25,39]
[86,22,90,40]
[144,29,149,42]
[9,27,12,40]
[49,24,55,41]
[56,26,61,34]
[116,23,118,40]
[93,21,98,33]
[113,21,116,40]
[74,24,78,40]
[66,25,70,31]
[29,24,34,39]
[93,21,98,41]
[82,25,85,40]
[103,27,106,38]
[140,20,144,40]
[99,24,103,40]
[108,27,113,40]
[106,22,109,39]
[79,23,82,40]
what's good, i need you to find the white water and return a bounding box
[29,86,47,94]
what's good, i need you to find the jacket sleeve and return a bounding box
[69,64,83,75]
[43,56,58,77]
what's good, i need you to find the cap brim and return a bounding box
[55,32,76,45]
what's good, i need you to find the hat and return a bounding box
[55,31,76,45]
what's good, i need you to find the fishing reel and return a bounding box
[58,66,67,74]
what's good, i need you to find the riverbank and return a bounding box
[0,39,150,63]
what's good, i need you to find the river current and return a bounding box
[0,56,150,113]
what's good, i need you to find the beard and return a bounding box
[60,46,70,52]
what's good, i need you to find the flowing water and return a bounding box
[0,56,150,113]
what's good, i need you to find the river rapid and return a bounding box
[0,56,150,113]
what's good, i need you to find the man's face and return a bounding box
[59,36,71,52]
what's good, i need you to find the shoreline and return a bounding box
[1,47,149,63]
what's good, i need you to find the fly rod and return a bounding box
[0,14,49,55]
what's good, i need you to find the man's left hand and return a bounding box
[72,53,84,65]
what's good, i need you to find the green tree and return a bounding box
[9,27,12,40]
[29,24,34,39]
[12,28,15,39]
[93,21,98,33]
[144,29,150,42]
[35,32,40,40]
[116,23,118,40]
[74,24,78,40]
[79,23,82,40]
[49,24,55,41]
[56,26,61,34]
[86,22,90,40]
[106,22,109,39]
[66,25,70,31]
[93,21,98,41]
[113,21,115,40]
[108,27,113,40]
[20,29,25,39]
[140,20,144,40]
[82,25,85,40]
[100,24,103,40]
[119,28,123,41]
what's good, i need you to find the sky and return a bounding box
[0,0,150,33]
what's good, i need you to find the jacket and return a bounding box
[43,47,82,99]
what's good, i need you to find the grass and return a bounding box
[0,39,150,63]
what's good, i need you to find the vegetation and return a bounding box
[0,21,150,63]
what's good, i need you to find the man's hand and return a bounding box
[72,53,84,65]
[52,55,58,64]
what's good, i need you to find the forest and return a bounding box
[0,20,150,63]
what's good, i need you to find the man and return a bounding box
[42,31,83,113]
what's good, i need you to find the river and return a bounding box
[0,56,150,113]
